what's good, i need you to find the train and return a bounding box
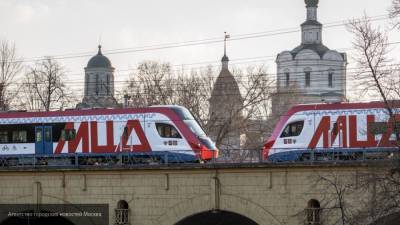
[0,105,218,165]
[263,102,400,162]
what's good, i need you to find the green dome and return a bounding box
[305,0,318,7]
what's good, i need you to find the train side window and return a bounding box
[332,123,338,135]
[280,121,304,138]
[67,129,76,141]
[12,131,27,143]
[156,123,182,139]
[36,128,42,142]
[0,131,8,143]
[60,129,66,141]
[123,127,128,138]
[44,128,51,142]
[61,129,76,141]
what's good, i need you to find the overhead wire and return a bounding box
[3,13,391,64]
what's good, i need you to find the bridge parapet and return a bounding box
[0,161,394,225]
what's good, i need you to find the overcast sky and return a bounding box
[1,0,399,99]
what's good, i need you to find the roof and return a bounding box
[305,0,318,7]
[210,68,243,102]
[301,20,322,26]
[87,45,112,68]
[320,91,345,97]
[291,43,330,58]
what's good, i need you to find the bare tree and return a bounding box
[23,57,72,111]
[207,65,274,151]
[0,40,23,110]
[348,16,398,111]
[390,0,400,29]
[314,172,357,225]
[127,61,175,107]
[347,15,400,149]
[307,15,400,225]
[126,61,216,125]
[125,61,274,155]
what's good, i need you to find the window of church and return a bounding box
[328,72,333,87]
[95,74,99,96]
[108,76,110,95]
[305,72,311,87]
[285,72,290,87]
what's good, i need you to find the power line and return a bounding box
[17,61,398,86]
[5,14,391,64]
[61,39,400,78]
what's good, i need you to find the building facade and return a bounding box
[273,0,347,117]
[76,45,121,109]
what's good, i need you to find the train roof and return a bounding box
[0,106,180,119]
[285,101,400,117]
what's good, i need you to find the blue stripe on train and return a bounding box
[268,148,399,162]
[0,151,199,163]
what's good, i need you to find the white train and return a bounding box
[0,105,217,163]
[263,102,399,161]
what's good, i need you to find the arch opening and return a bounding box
[117,200,129,210]
[306,199,321,225]
[174,210,259,225]
[115,200,130,225]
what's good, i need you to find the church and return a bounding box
[76,45,121,109]
[208,35,244,151]
[272,0,347,118]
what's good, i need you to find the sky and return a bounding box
[0,0,399,100]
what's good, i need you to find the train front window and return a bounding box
[156,123,182,139]
[280,121,304,138]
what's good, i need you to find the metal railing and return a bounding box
[305,207,321,225]
[114,209,130,225]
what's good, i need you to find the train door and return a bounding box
[35,126,53,154]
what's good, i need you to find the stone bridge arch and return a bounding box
[154,194,283,225]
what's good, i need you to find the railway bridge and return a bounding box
[0,161,397,225]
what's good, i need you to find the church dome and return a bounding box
[87,45,112,68]
[305,0,318,7]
